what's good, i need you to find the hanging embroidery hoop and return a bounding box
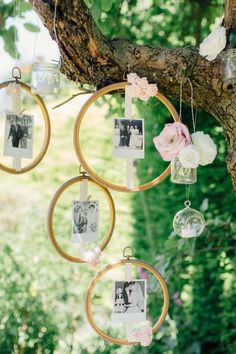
[85,252,169,345]
[74,81,179,192]
[47,175,116,263]
[0,75,51,174]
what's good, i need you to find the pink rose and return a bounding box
[127,73,158,101]
[153,122,191,161]
[127,73,139,84]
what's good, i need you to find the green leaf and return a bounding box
[24,23,40,33]
[3,26,17,58]
[101,0,113,12]
[90,2,101,22]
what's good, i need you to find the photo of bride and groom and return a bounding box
[112,280,146,323]
[3,113,34,159]
[113,118,144,159]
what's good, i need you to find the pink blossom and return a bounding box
[127,73,139,84]
[127,73,158,101]
[153,122,191,161]
[82,247,102,268]
[127,324,152,346]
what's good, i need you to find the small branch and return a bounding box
[53,90,95,109]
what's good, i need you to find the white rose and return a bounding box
[191,131,217,166]
[178,144,200,168]
[199,25,226,61]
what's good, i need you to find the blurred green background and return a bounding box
[0,1,235,353]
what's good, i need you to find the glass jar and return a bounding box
[31,63,60,95]
[221,49,236,84]
[171,157,197,184]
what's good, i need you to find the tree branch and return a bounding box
[31,0,236,192]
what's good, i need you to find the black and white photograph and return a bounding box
[113,118,144,159]
[3,112,34,159]
[111,280,147,323]
[72,200,99,243]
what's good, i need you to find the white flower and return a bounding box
[191,131,217,166]
[199,25,226,61]
[178,144,200,168]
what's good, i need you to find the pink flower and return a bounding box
[82,247,102,267]
[6,83,21,96]
[127,73,158,101]
[153,122,191,161]
[127,324,152,347]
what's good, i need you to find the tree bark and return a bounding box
[31,0,236,192]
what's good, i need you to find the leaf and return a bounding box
[3,26,17,58]
[101,0,113,12]
[24,23,40,33]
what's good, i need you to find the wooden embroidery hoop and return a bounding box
[74,81,179,192]
[0,69,51,174]
[85,247,169,345]
[47,174,116,263]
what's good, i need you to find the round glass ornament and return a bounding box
[173,201,205,238]
[31,62,60,95]
[171,157,197,184]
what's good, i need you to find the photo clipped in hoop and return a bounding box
[72,200,99,243]
[113,118,144,159]
[3,112,34,159]
[111,280,147,323]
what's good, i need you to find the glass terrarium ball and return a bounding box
[173,201,205,238]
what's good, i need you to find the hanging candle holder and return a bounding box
[74,79,180,192]
[171,157,197,184]
[0,67,51,174]
[31,62,60,95]
[47,173,115,264]
[221,49,236,85]
[173,200,205,238]
[85,247,169,346]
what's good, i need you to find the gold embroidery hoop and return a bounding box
[74,81,179,192]
[85,248,169,345]
[0,73,51,174]
[47,175,116,263]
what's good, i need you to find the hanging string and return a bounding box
[185,184,190,202]
[14,0,21,60]
[31,0,40,64]
[52,0,61,67]
[179,77,196,132]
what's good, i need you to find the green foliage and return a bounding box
[0,0,36,58]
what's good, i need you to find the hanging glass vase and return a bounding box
[31,62,60,95]
[173,201,205,238]
[221,49,236,85]
[171,157,197,184]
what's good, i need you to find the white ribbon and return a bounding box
[125,86,134,189]
[79,178,88,200]
[125,262,132,281]
[7,82,22,171]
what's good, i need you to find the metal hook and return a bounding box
[79,164,87,176]
[123,64,132,81]
[123,246,134,260]
[12,67,21,81]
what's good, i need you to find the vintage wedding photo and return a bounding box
[113,118,144,159]
[72,200,99,243]
[111,280,147,323]
[3,113,34,159]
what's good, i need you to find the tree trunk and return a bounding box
[31,0,236,192]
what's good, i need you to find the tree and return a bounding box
[31,0,236,191]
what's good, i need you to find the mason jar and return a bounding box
[221,49,236,84]
[31,63,60,95]
[171,157,197,184]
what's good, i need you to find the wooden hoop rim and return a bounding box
[85,258,169,345]
[74,81,179,192]
[0,80,51,174]
[47,176,116,263]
